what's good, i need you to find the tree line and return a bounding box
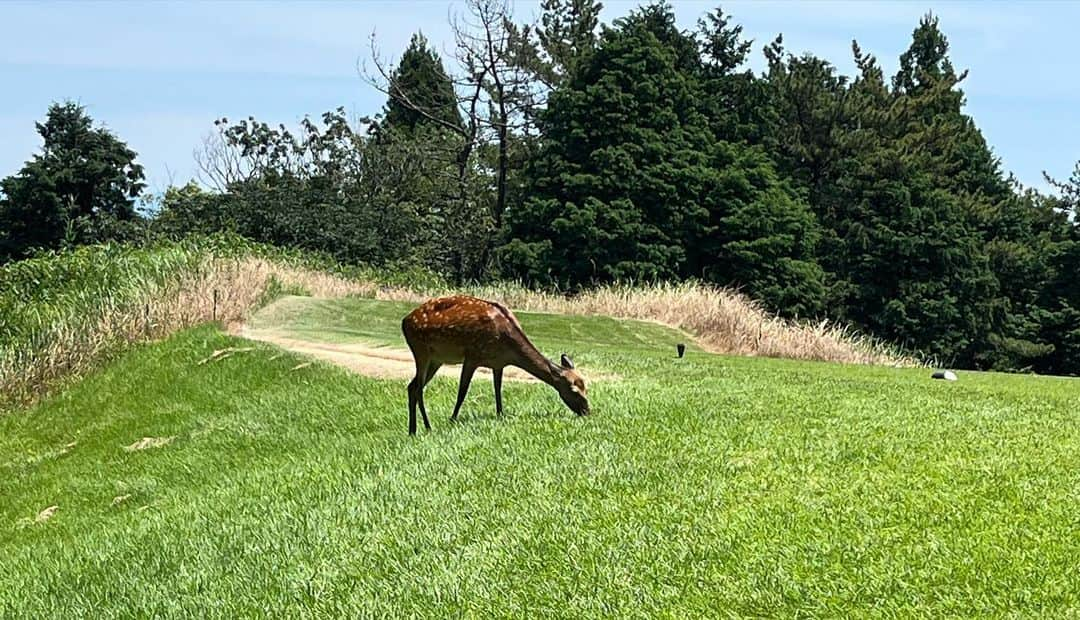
[1,0,1078,375]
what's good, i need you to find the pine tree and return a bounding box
[533,0,603,86]
[697,8,772,146]
[889,15,1074,368]
[379,33,462,136]
[0,102,145,261]
[762,40,849,211]
[502,3,825,314]
[843,31,1001,363]
[1035,163,1080,374]
[763,32,1004,361]
[892,14,1010,203]
[502,4,714,285]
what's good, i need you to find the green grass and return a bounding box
[2,298,1079,617]
[247,294,696,365]
[0,235,437,411]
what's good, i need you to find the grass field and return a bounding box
[2,297,1079,617]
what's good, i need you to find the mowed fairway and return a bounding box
[2,297,1079,617]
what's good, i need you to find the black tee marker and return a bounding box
[677,343,686,358]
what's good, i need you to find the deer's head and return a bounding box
[554,353,589,415]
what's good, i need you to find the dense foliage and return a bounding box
[2,1,1078,374]
[502,6,826,317]
[0,102,145,261]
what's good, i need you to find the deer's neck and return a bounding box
[509,332,559,387]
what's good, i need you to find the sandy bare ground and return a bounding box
[237,326,541,382]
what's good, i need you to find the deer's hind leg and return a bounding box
[407,371,421,436]
[424,363,441,386]
[408,356,433,435]
[418,363,440,430]
[450,360,478,422]
[493,367,504,416]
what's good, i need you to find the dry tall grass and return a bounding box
[378,281,917,367]
[1,255,372,410]
[3,243,916,412]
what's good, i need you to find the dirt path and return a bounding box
[237,326,540,382]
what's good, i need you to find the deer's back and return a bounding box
[401,295,521,365]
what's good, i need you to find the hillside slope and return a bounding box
[1,300,1078,617]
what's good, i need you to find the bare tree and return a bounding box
[362,31,482,196]
[361,0,540,229]
[194,119,254,191]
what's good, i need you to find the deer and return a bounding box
[401,295,589,435]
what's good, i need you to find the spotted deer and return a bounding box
[401,295,589,435]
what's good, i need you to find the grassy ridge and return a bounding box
[0,236,379,410]
[2,301,1078,617]
[1,238,914,413]
[4,237,920,419]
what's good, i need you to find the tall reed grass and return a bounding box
[377,281,917,367]
[2,237,916,411]
[0,237,373,410]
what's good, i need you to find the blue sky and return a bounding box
[1,0,1077,195]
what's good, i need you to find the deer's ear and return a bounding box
[560,353,575,369]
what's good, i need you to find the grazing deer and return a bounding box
[401,295,589,435]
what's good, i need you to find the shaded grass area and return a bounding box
[2,302,1079,617]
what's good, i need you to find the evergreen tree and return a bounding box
[699,142,826,316]
[379,33,462,136]
[892,15,1010,204]
[697,8,773,146]
[501,0,604,246]
[0,102,145,261]
[889,15,1071,368]
[1035,163,1080,374]
[763,32,1005,361]
[694,14,826,316]
[502,4,716,285]
[839,156,999,362]
[762,41,849,212]
[848,31,1003,363]
[503,3,825,314]
[973,185,1066,370]
[533,0,603,87]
